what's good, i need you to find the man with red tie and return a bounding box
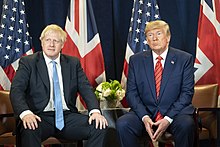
[116,20,195,147]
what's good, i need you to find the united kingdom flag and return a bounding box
[194,0,220,105]
[62,0,106,108]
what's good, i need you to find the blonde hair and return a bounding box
[39,24,67,43]
[145,20,171,37]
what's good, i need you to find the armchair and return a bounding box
[192,83,219,146]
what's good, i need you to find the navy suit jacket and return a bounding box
[126,47,195,120]
[10,51,99,117]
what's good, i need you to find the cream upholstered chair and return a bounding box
[0,90,83,147]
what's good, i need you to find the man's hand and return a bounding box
[22,113,41,130]
[143,117,155,141]
[152,118,170,141]
[88,112,108,129]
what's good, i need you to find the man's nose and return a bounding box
[153,35,158,41]
[50,40,55,46]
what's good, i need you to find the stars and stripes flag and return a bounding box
[62,0,106,108]
[0,0,33,90]
[194,0,220,105]
[121,0,160,107]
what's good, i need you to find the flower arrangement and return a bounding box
[95,80,125,101]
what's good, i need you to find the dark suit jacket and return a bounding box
[10,51,99,117]
[126,47,195,120]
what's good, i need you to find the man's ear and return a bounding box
[167,35,171,43]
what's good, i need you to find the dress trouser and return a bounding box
[19,111,107,147]
[116,111,195,147]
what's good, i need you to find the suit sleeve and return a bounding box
[10,57,31,116]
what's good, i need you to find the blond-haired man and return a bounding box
[10,24,108,147]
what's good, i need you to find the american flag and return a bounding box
[194,0,220,105]
[121,0,160,107]
[0,0,33,90]
[62,0,106,108]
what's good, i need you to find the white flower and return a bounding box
[99,93,106,101]
[95,80,125,101]
[103,88,111,97]
[116,89,125,101]
[96,83,103,92]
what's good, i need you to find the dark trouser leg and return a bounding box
[19,117,54,147]
[20,112,56,147]
[20,111,107,147]
[55,112,107,147]
[85,125,107,147]
[20,127,41,147]
[169,114,195,147]
[116,111,144,147]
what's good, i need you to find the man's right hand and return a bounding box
[143,117,155,141]
[22,113,41,130]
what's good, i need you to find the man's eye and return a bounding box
[45,39,51,42]
[157,32,162,36]
[54,40,59,43]
[147,34,153,37]
[45,39,60,44]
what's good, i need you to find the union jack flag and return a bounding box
[194,0,220,104]
[0,0,33,90]
[62,0,106,108]
[121,0,160,107]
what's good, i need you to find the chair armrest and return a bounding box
[197,107,220,112]
[195,107,220,130]
[0,113,14,118]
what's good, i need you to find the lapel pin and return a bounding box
[171,61,174,64]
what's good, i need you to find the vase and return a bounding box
[100,100,118,109]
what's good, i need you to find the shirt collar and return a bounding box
[152,48,168,61]
[43,52,61,65]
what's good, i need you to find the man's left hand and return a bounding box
[88,112,108,129]
[152,118,170,141]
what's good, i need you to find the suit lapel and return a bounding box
[159,48,176,100]
[60,55,70,101]
[36,52,50,90]
[143,51,157,98]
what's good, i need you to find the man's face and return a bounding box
[41,31,64,60]
[146,28,170,54]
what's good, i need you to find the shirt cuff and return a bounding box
[19,110,33,120]
[142,115,150,122]
[164,116,173,124]
[89,109,101,116]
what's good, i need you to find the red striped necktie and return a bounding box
[154,56,163,121]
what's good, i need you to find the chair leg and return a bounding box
[77,140,83,147]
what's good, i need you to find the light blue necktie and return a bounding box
[52,60,64,130]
